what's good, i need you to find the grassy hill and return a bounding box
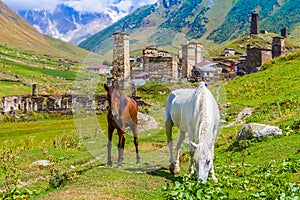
[0,48,299,198]
[224,50,300,128]
[212,33,300,57]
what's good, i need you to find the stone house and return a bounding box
[142,46,178,81]
[192,60,219,81]
[245,45,272,73]
[87,64,110,75]
[220,48,235,56]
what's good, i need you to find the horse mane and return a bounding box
[192,82,209,144]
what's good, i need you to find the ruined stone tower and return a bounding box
[182,42,202,78]
[112,32,130,90]
[250,13,259,35]
[32,83,38,96]
[281,28,288,38]
[272,36,285,58]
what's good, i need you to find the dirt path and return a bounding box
[215,84,252,128]
[220,107,252,129]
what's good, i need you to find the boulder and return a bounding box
[137,112,159,132]
[30,160,51,167]
[237,123,282,141]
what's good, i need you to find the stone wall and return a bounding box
[1,94,108,114]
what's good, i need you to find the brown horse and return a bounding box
[104,82,140,168]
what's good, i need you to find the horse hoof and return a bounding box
[118,165,122,169]
[169,165,180,174]
[212,177,218,183]
[107,162,112,167]
[173,167,180,175]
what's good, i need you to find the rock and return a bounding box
[30,160,51,167]
[137,112,159,132]
[223,102,232,108]
[237,123,282,141]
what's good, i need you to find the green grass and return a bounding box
[0,50,300,199]
[4,63,88,81]
[0,81,31,98]
[0,44,98,96]
[224,51,300,126]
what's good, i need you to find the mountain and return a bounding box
[15,0,157,45]
[17,4,113,45]
[0,1,97,61]
[78,0,300,58]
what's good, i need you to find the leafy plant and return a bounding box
[0,140,21,190]
[164,158,300,199]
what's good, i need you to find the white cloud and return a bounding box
[66,0,114,13]
[2,0,60,10]
[2,0,158,12]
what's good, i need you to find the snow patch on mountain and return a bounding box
[15,0,158,44]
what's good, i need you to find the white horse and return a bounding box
[165,82,220,183]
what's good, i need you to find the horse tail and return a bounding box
[165,93,175,122]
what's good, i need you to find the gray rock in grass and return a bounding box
[237,123,282,141]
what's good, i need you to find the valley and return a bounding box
[0,0,299,199]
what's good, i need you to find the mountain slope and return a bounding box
[0,1,51,53]
[0,1,98,61]
[78,0,300,58]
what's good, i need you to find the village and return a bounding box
[0,13,288,114]
[88,13,287,85]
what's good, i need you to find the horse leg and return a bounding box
[130,122,140,165]
[189,142,195,175]
[117,129,125,169]
[165,119,175,173]
[210,145,218,182]
[173,130,186,174]
[107,124,114,167]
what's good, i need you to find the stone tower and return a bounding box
[32,83,38,96]
[250,13,259,35]
[112,32,130,90]
[272,36,285,58]
[181,42,202,78]
[281,28,288,38]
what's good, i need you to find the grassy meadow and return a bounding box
[0,47,299,199]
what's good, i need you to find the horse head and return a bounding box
[104,82,121,120]
[190,141,213,184]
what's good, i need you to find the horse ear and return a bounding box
[104,84,109,92]
[190,141,200,149]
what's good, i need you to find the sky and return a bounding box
[2,0,158,12]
